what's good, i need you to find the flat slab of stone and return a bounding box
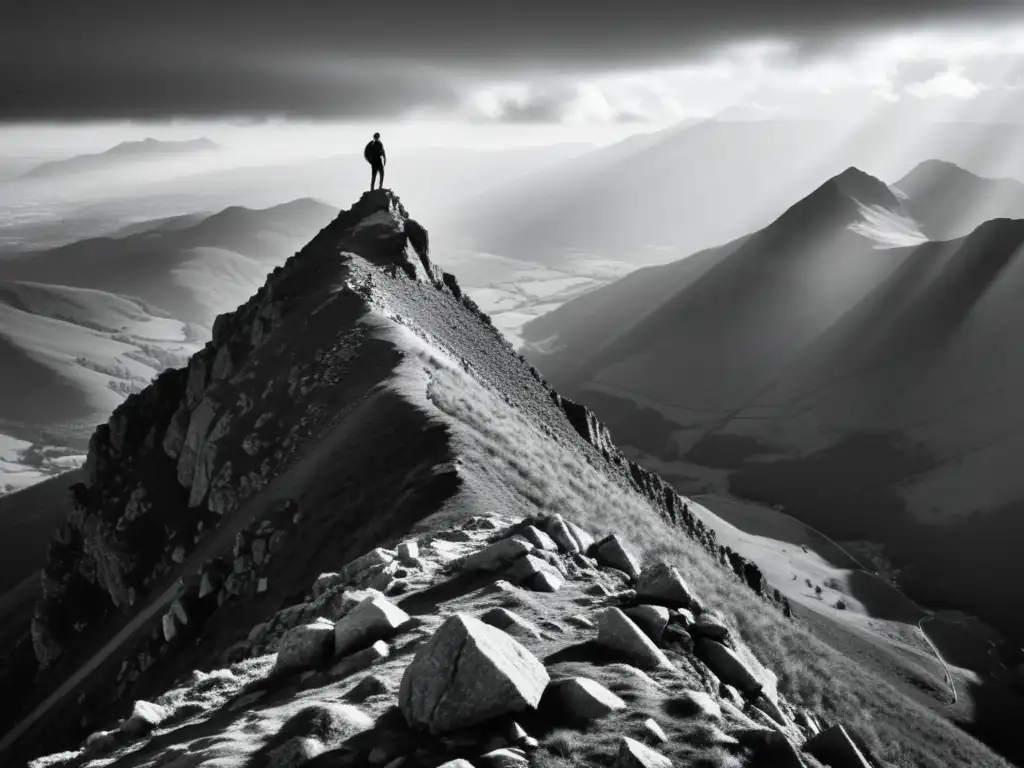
[546,677,626,720]
[596,608,672,670]
[636,561,694,608]
[399,613,549,733]
[334,596,410,657]
[593,535,642,580]
[624,605,670,642]
[617,736,672,768]
[275,620,335,672]
[462,537,534,572]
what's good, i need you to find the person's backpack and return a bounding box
[364,140,381,164]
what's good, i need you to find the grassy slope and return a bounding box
[423,345,1007,768]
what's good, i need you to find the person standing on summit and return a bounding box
[364,132,386,190]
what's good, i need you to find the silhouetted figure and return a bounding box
[364,132,386,190]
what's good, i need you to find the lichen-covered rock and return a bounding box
[399,613,549,733]
[545,677,626,720]
[617,736,672,768]
[636,561,694,608]
[596,608,672,670]
[593,534,642,580]
[275,619,335,672]
[333,596,410,657]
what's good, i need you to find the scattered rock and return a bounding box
[617,736,672,768]
[275,619,335,672]
[339,548,396,583]
[533,570,563,593]
[593,534,641,579]
[691,613,730,642]
[566,614,595,629]
[566,521,595,553]
[399,613,549,733]
[636,561,694,608]
[462,537,534,572]
[161,612,177,643]
[522,525,558,552]
[596,608,672,669]
[171,545,186,564]
[321,587,385,621]
[695,639,763,697]
[642,718,667,744]
[542,516,580,554]
[257,577,268,594]
[671,609,695,628]
[333,596,411,657]
[120,699,169,737]
[346,673,390,703]
[545,677,627,720]
[397,540,420,563]
[330,639,390,680]
[479,607,542,640]
[673,689,722,720]
[252,538,268,565]
[624,605,670,643]
[478,748,529,767]
[265,737,323,768]
[312,572,344,599]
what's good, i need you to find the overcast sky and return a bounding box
[3,1,1024,154]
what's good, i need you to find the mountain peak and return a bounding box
[830,166,899,206]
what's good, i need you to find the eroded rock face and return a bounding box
[399,613,549,733]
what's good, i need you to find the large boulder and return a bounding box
[593,535,642,580]
[333,596,410,657]
[399,613,549,733]
[319,587,385,621]
[275,619,335,672]
[596,608,672,670]
[636,561,694,608]
[617,736,672,768]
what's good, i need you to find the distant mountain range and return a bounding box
[452,120,1024,266]
[18,138,219,180]
[523,160,1024,649]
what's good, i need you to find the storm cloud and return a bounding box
[2,0,1022,121]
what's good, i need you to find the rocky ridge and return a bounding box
[5,189,978,768]
[31,512,861,768]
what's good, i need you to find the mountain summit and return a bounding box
[19,138,220,180]
[1,192,1008,768]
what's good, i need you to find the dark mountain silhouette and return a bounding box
[18,139,220,180]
